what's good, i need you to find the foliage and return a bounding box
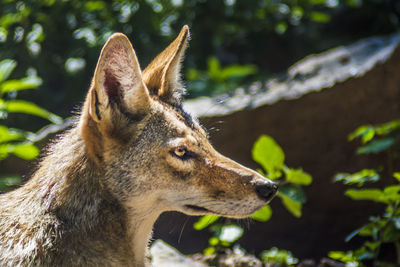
[193,134,312,264]
[348,120,400,155]
[202,224,244,256]
[330,120,400,266]
[0,58,63,192]
[260,247,299,266]
[334,169,380,187]
[186,56,258,97]
[0,0,399,116]
[252,135,312,219]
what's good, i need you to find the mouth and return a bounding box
[184,204,211,213]
[183,203,264,218]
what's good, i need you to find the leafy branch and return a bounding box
[330,120,400,266]
[0,58,65,191]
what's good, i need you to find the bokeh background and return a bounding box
[1,0,399,120]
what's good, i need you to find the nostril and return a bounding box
[255,182,278,202]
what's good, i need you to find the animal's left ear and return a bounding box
[143,25,190,105]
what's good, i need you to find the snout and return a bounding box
[255,182,278,202]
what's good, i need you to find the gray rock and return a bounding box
[184,32,400,117]
[150,239,207,267]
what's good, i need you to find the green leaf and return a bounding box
[375,120,400,135]
[11,143,39,160]
[0,142,39,160]
[0,13,24,30]
[0,59,17,83]
[363,241,380,251]
[251,205,272,222]
[354,248,374,262]
[193,215,219,230]
[0,144,9,160]
[186,68,200,80]
[349,120,400,143]
[252,135,285,179]
[279,194,302,218]
[345,221,380,242]
[203,247,215,255]
[278,185,306,203]
[220,64,257,80]
[309,0,327,4]
[349,125,375,143]
[5,100,63,124]
[356,138,394,154]
[384,185,400,203]
[207,57,221,81]
[0,125,26,143]
[0,76,42,93]
[358,223,377,237]
[85,1,106,11]
[286,168,312,185]
[334,169,380,187]
[310,11,331,23]
[345,189,388,203]
[346,0,362,7]
[394,172,400,182]
[208,237,219,246]
[328,251,357,263]
[275,21,288,34]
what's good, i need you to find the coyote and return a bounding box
[0,26,277,266]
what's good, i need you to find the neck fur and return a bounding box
[29,126,160,265]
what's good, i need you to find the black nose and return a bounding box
[256,182,278,202]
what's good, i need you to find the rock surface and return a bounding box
[150,240,207,267]
[184,32,400,117]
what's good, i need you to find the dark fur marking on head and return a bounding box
[146,86,159,97]
[165,101,195,129]
[174,104,194,129]
[94,90,102,120]
[117,103,146,124]
[170,103,209,138]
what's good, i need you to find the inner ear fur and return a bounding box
[80,33,151,164]
[143,25,190,105]
[90,33,151,122]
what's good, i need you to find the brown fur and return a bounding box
[0,26,277,266]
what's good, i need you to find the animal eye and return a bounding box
[171,147,193,160]
[174,147,186,157]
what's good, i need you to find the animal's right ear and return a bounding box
[81,33,151,164]
[87,33,151,123]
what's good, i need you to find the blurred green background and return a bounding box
[1,0,399,127]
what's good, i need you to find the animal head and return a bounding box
[80,26,277,219]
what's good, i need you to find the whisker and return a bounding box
[178,216,190,244]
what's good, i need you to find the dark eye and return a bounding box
[171,147,193,160]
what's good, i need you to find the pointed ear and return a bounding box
[80,33,151,164]
[143,25,190,105]
[88,33,151,123]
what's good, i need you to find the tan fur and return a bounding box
[0,26,277,267]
